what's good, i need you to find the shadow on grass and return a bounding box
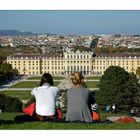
[0,120,18,125]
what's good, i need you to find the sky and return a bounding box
[0,10,140,35]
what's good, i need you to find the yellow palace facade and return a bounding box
[7,50,140,76]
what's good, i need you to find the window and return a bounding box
[137,61,139,65]
[67,55,69,59]
[126,61,128,65]
[84,66,86,70]
[119,61,121,65]
[77,66,79,70]
[108,61,109,65]
[100,61,102,65]
[97,61,99,65]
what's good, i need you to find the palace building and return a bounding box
[6,50,140,76]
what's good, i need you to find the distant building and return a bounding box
[7,50,140,76]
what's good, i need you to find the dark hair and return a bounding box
[40,73,54,86]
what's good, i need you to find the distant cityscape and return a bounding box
[0,30,140,76]
[0,30,140,49]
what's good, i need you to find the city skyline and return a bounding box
[0,10,140,35]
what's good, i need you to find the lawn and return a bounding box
[10,81,99,89]
[0,90,32,100]
[85,76,101,80]
[10,81,60,88]
[86,81,99,88]
[0,113,140,129]
[27,76,65,80]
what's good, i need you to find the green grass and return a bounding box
[27,76,65,80]
[0,113,140,129]
[10,81,60,88]
[86,81,99,88]
[85,76,101,80]
[0,90,32,100]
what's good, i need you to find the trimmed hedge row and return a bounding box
[0,94,23,112]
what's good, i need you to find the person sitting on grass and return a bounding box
[15,73,59,122]
[65,72,96,123]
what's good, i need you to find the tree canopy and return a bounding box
[0,63,19,84]
[97,66,140,111]
[136,67,140,77]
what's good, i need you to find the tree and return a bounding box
[0,63,14,82]
[97,66,140,111]
[90,37,99,49]
[136,67,140,78]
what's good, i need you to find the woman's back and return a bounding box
[32,84,59,116]
[66,86,93,123]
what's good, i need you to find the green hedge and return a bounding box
[0,94,23,112]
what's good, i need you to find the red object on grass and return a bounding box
[23,102,35,116]
[116,117,136,123]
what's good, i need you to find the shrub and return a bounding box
[0,94,23,112]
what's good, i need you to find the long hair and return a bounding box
[40,73,54,86]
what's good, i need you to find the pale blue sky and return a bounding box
[0,10,140,35]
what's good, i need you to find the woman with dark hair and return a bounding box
[31,73,59,121]
[14,73,59,122]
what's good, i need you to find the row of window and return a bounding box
[94,60,140,65]
[67,55,90,59]
[94,66,134,70]
[67,61,90,63]
[27,71,61,75]
[67,66,90,71]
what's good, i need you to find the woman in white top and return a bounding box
[31,73,59,121]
